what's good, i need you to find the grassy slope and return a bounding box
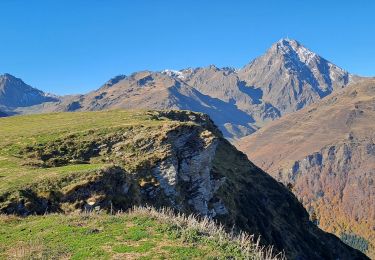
[0,110,165,193]
[0,207,281,260]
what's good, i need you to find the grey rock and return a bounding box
[152,128,227,217]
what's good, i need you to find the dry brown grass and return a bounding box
[128,206,285,260]
[6,240,71,260]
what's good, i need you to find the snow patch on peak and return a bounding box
[275,39,317,64]
[295,45,317,64]
[43,92,60,99]
[162,69,185,79]
[277,38,299,45]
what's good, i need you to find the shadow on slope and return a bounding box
[169,83,256,138]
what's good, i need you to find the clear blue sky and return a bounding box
[0,0,374,95]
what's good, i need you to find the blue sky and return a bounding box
[0,0,374,95]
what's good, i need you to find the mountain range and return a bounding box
[0,39,359,140]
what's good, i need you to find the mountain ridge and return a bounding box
[1,38,362,140]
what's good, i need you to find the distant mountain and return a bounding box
[236,78,375,257]
[238,39,356,113]
[0,73,58,112]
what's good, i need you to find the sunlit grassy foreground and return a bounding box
[0,206,284,260]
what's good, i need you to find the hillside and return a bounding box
[0,110,366,259]
[237,79,375,257]
[0,207,281,259]
[7,39,357,140]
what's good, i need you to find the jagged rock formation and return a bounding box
[237,79,375,257]
[9,39,357,140]
[0,110,367,259]
[0,73,58,112]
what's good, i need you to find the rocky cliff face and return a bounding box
[0,110,367,259]
[237,79,375,257]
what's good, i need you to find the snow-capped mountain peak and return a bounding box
[238,39,353,113]
[274,38,317,64]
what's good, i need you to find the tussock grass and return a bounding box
[0,206,284,260]
[128,206,284,260]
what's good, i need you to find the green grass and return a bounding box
[0,207,281,259]
[124,226,151,241]
[0,159,103,193]
[113,242,156,254]
[0,110,198,213]
[0,110,171,193]
[0,110,162,146]
[0,110,217,218]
